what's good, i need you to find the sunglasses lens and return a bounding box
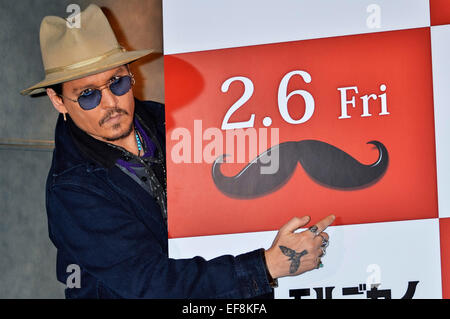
[76,76,132,110]
[110,76,132,96]
[78,90,102,110]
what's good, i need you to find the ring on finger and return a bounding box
[316,258,323,269]
[319,234,329,248]
[308,225,320,236]
[321,247,326,257]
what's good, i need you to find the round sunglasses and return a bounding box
[58,74,135,110]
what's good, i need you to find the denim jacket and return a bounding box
[45,98,273,298]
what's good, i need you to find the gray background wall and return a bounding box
[0,0,163,298]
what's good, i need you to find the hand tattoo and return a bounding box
[279,246,308,274]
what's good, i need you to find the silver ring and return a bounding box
[319,234,329,248]
[308,225,320,236]
[321,247,326,257]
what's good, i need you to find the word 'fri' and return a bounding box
[338,84,389,119]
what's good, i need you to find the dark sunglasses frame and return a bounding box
[57,73,135,110]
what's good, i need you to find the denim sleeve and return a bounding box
[47,184,273,298]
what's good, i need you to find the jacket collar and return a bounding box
[52,98,165,176]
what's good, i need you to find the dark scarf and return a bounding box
[66,98,167,218]
[66,99,164,169]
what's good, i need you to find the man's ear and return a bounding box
[46,88,68,114]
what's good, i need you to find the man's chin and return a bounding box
[102,123,134,142]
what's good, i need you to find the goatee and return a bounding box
[103,122,134,142]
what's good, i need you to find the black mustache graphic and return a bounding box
[212,140,388,199]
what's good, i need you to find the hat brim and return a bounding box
[21,49,154,96]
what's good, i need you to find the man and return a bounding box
[21,4,334,298]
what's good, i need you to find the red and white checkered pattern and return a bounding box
[163,0,450,298]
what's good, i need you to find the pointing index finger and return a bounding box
[314,214,336,234]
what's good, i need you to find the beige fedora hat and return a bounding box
[21,4,154,96]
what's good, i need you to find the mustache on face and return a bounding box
[212,140,389,199]
[99,107,129,126]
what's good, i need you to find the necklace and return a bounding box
[135,129,143,156]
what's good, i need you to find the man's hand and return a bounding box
[264,214,335,279]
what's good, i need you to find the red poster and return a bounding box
[165,28,437,238]
[430,0,450,26]
[440,218,450,299]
